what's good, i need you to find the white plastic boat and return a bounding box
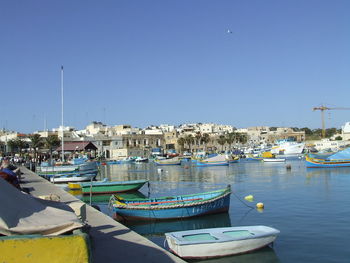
[165,225,280,259]
[263,158,286,162]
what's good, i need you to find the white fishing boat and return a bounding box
[263,158,286,162]
[271,139,305,155]
[50,172,97,183]
[165,225,280,259]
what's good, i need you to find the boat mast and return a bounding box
[61,66,64,162]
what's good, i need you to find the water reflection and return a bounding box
[124,213,232,238]
[80,159,350,262]
[190,247,280,263]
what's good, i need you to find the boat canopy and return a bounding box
[0,178,83,236]
[328,147,350,160]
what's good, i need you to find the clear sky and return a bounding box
[1,0,349,133]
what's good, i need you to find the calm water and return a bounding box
[91,159,350,263]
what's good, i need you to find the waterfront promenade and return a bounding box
[19,167,185,263]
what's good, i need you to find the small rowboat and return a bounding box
[165,225,280,259]
[68,179,148,195]
[154,158,182,166]
[111,185,231,221]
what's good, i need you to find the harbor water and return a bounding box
[91,159,350,263]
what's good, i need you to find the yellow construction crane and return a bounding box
[313,105,350,138]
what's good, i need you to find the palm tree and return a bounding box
[15,138,27,157]
[7,139,18,156]
[225,132,236,151]
[184,134,194,153]
[217,135,227,152]
[201,133,210,152]
[237,133,248,146]
[28,134,43,164]
[195,132,202,151]
[177,137,186,154]
[45,135,61,163]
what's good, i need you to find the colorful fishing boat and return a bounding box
[68,179,149,195]
[165,225,280,259]
[111,185,231,221]
[305,155,350,168]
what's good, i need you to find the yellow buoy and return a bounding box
[256,202,264,209]
[244,195,254,202]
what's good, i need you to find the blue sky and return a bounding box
[1,0,349,133]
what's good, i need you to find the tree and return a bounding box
[195,132,202,147]
[225,132,236,151]
[201,133,210,152]
[335,136,342,140]
[7,139,18,155]
[184,134,194,152]
[28,134,43,163]
[217,135,227,152]
[15,138,27,157]
[325,128,338,138]
[45,135,61,163]
[236,133,248,145]
[177,137,185,154]
[300,127,312,136]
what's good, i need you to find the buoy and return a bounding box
[244,195,254,202]
[256,202,264,209]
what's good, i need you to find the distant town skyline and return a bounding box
[1,1,349,133]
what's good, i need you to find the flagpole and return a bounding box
[61,66,64,162]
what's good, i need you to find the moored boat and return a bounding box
[111,185,231,221]
[196,155,229,167]
[68,179,149,195]
[50,172,97,183]
[165,225,280,259]
[263,158,286,163]
[154,157,181,166]
[305,155,350,168]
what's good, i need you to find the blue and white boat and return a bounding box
[111,186,231,221]
[165,225,280,259]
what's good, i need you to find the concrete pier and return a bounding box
[19,167,185,263]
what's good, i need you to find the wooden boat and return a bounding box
[154,158,181,166]
[263,158,286,162]
[165,225,280,259]
[305,155,350,168]
[111,185,231,221]
[68,179,148,195]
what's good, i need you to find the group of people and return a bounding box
[0,158,21,189]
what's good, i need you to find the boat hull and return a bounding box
[165,225,279,259]
[113,187,231,221]
[168,235,276,259]
[305,156,350,168]
[196,161,229,166]
[80,180,148,195]
[50,173,96,183]
[263,158,286,163]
